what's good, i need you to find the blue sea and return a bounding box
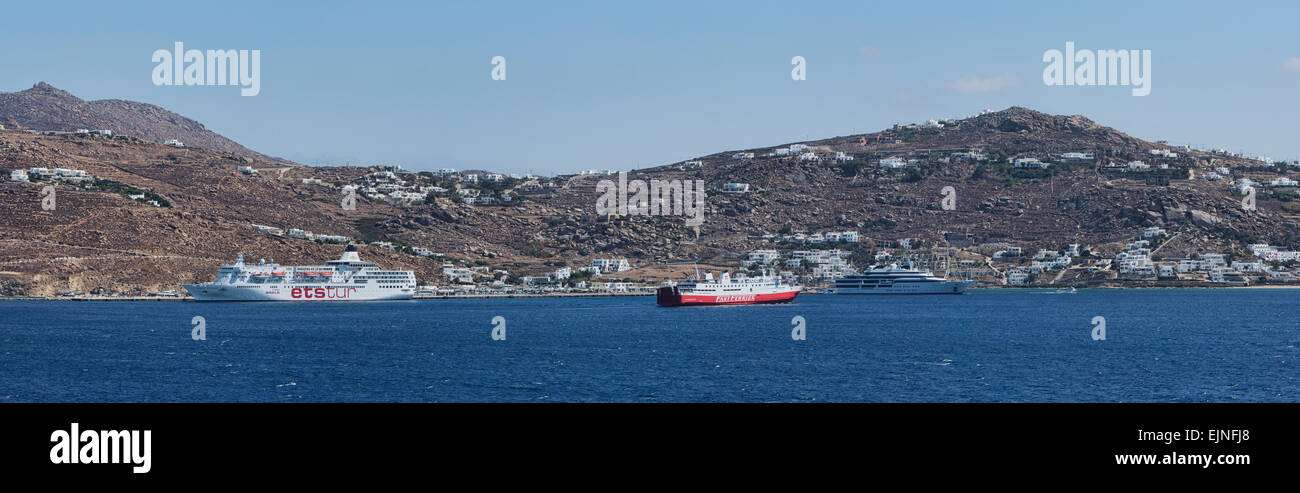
[0,289,1296,402]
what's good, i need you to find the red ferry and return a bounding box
[656,271,801,307]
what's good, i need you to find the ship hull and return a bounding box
[828,280,972,295]
[656,287,800,307]
[183,284,413,301]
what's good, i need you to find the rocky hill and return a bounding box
[0,82,286,163]
[2,102,1299,295]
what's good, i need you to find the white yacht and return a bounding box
[828,264,972,295]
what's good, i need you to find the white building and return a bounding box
[316,234,349,244]
[1177,259,1203,273]
[592,258,631,272]
[1158,264,1177,278]
[878,156,908,169]
[164,139,185,148]
[52,168,89,179]
[1060,152,1094,163]
[952,151,988,161]
[743,250,782,267]
[1231,261,1264,273]
[9,169,27,181]
[1007,269,1030,286]
[1013,157,1050,169]
[1200,254,1227,268]
[252,224,283,235]
[1034,249,1061,260]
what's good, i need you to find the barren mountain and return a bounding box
[2,101,1299,295]
[0,82,287,163]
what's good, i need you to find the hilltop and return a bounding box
[0,82,288,164]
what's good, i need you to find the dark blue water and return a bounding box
[1,290,1296,402]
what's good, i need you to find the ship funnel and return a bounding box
[338,244,361,262]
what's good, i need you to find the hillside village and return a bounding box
[5,86,1300,296]
[195,121,1300,293]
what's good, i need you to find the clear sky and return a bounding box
[2,0,1297,174]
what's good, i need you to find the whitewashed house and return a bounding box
[1007,269,1030,286]
[878,156,908,169]
[1013,157,1050,169]
[1060,152,1094,163]
[592,258,631,272]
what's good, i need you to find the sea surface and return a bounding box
[0,289,1296,402]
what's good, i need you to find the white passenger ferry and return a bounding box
[827,264,972,295]
[183,245,416,301]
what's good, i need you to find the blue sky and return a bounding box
[2,0,1297,174]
